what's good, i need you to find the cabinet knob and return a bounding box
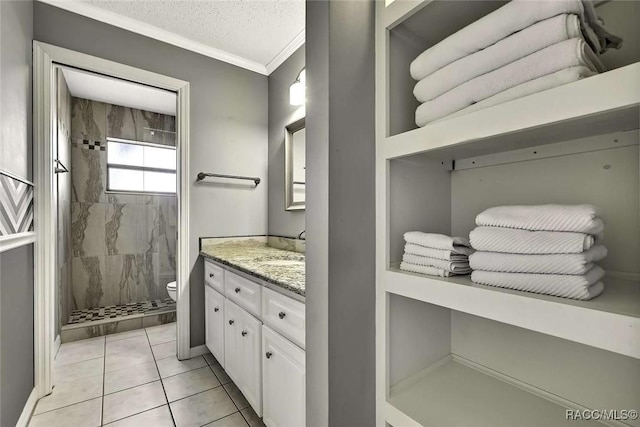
[214,307,219,312]
[265,351,273,359]
[278,311,286,319]
[209,273,215,278]
[228,319,234,325]
[241,330,248,337]
[234,287,241,293]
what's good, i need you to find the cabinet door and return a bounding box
[262,325,305,427]
[205,286,225,367]
[238,307,263,417]
[224,299,242,385]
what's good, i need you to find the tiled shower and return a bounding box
[56,72,178,342]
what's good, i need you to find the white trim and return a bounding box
[265,29,306,75]
[15,388,38,427]
[37,0,268,75]
[33,41,192,396]
[189,345,210,358]
[0,232,36,253]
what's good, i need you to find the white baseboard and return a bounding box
[54,334,61,359]
[16,388,38,427]
[190,344,210,358]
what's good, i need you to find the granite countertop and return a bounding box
[200,239,305,297]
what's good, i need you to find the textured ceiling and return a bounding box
[80,0,305,68]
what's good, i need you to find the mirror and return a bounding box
[285,117,305,211]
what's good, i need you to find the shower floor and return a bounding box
[68,298,176,324]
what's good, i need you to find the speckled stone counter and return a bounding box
[200,238,305,298]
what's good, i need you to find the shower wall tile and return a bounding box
[138,110,176,146]
[71,98,106,142]
[103,254,162,306]
[71,145,106,203]
[107,104,140,141]
[106,204,147,255]
[71,203,106,257]
[71,256,106,310]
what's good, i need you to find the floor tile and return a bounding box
[241,407,266,427]
[204,412,249,427]
[103,405,174,427]
[106,335,151,356]
[105,351,155,372]
[55,337,105,367]
[34,373,103,414]
[103,380,167,424]
[211,363,232,385]
[28,397,102,427]
[162,366,220,402]
[104,361,160,394]
[152,340,176,360]
[170,387,237,427]
[54,357,104,384]
[224,382,249,411]
[145,323,175,335]
[157,355,207,378]
[105,328,146,342]
[146,324,176,346]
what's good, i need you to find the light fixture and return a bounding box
[289,68,306,106]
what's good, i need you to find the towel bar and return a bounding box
[196,172,260,186]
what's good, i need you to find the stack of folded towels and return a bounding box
[410,0,623,127]
[400,232,473,277]
[469,205,607,300]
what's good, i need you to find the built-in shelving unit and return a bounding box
[375,1,640,426]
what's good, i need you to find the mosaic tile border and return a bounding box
[68,298,176,324]
[0,169,34,236]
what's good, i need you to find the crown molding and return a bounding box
[38,0,271,75]
[265,29,306,75]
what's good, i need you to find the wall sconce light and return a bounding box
[289,68,306,106]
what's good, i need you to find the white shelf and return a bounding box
[386,268,640,359]
[386,357,605,427]
[383,63,640,161]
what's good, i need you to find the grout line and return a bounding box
[31,395,103,416]
[145,327,178,427]
[165,384,224,404]
[102,403,166,426]
[101,336,107,426]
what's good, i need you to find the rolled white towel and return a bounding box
[442,66,596,122]
[404,243,474,259]
[469,245,607,275]
[475,204,604,234]
[402,253,471,274]
[471,265,605,300]
[469,227,595,254]
[413,14,583,103]
[400,262,455,277]
[415,38,603,127]
[403,232,470,251]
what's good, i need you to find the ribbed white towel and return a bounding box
[415,38,603,127]
[400,262,457,277]
[403,232,470,251]
[469,227,595,254]
[413,14,582,103]
[471,265,605,300]
[469,245,607,274]
[476,204,604,234]
[402,253,471,273]
[404,243,473,259]
[443,66,595,122]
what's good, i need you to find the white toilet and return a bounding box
[166,281,177,301]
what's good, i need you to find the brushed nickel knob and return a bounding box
[278,312,286,319]
[265,352,273,359]
[214,307,219,312]
[228,320,234,325]
[209,273,215,278]
[241,331,248,337]
[235,287,241,293]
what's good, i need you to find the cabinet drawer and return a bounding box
[204,261,224,293]
[262,287,305,349]
[225,271,262,317]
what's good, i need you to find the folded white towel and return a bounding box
[443,66,596,122]
[475,204,603,234]
[415,38,602,127]
[413,14,583,103]
[403,232,471,251]
[471,265,605,300]
[469,227,595,254]
[400,262,455,277]
[402,253,471,273]
[404,243,473,259]
[469,245,607,274]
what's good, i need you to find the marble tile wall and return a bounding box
[69,97,177,312]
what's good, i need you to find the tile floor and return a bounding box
[29,323,266,427]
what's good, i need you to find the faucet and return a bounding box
[297,230,306,240]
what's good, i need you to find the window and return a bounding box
[106,138,176,194]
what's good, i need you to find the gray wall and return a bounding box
[34,2,269,347]
[0,1,35,425]
[306,1,376,425]
[267,45,305,237]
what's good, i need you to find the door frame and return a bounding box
[33,41,191,397]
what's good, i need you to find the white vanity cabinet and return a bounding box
[262,325,306,427]
[204,286,225,367]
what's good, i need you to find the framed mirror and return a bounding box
[285,117,305,211]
